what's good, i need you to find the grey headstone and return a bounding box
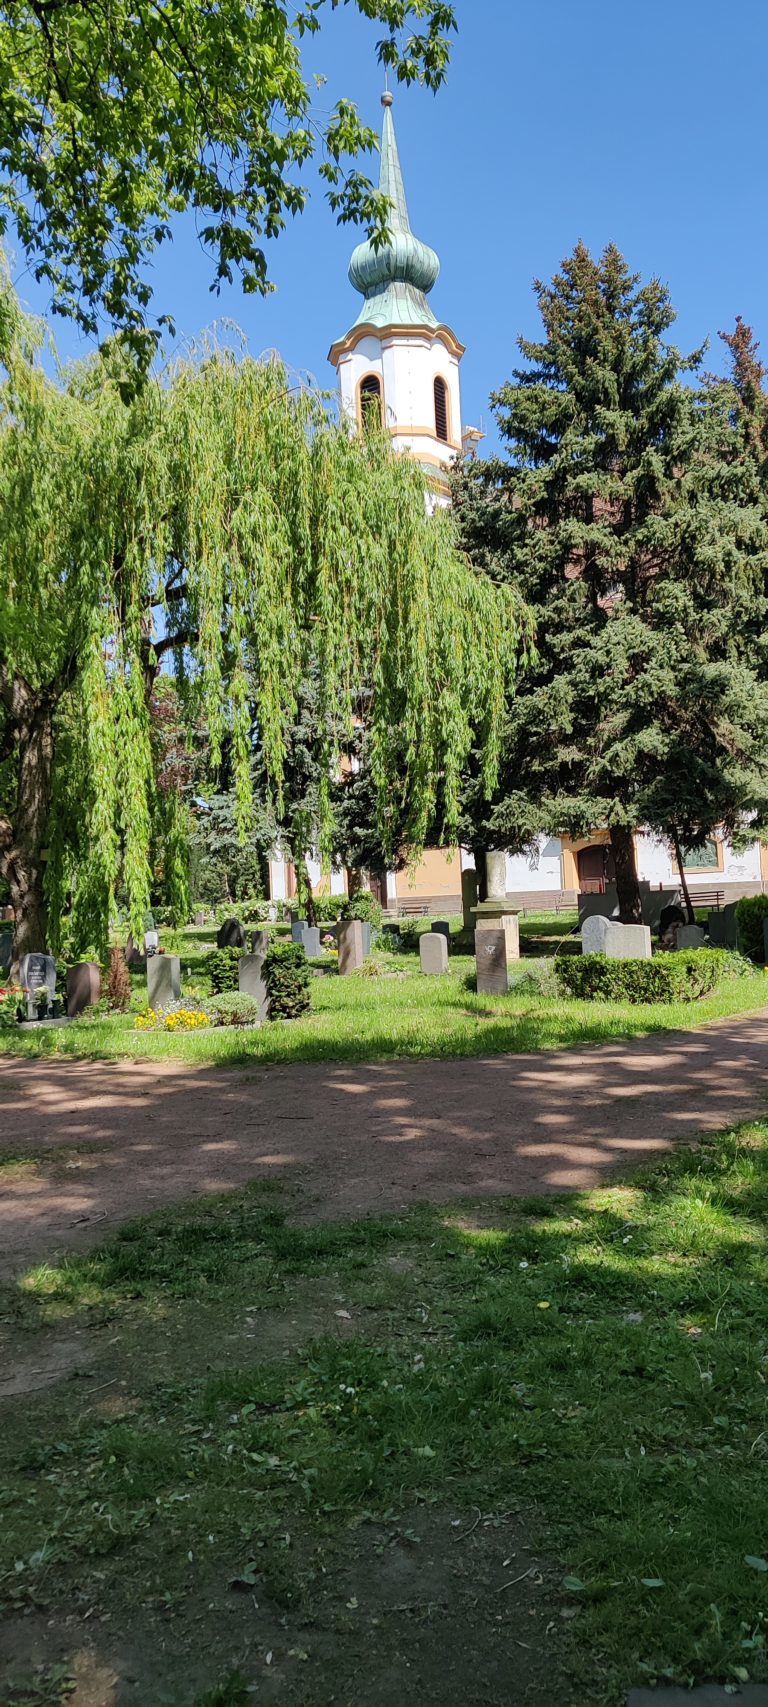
[475,928,509,995]
[194,910,207,926]
[722,901,739,949]
[431,920,451,942]
[250,929,270,956]
[420,933,449,974]
[216,918,246,949]
[19,952,56,995]
[338,919,365,974]
[581,913,612,955]
[290,918,307,944]
[461,868,478,930]
[300,926,322,958]
[238,953,269,1021]
[707,910,726,946]
[603,922,652,960]
[0,932,12,974]
[674,923,707,951]
[66,962,101,1018]
[147,955,181,1008]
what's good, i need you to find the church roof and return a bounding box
[346,92,441,333]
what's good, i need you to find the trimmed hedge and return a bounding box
[265,941,312,1020]
[557,948,749,1006]
[202,947,243,993]
[735,894,768,965]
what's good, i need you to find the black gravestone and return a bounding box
[0,932,11,975]
[19,952,56,995]
[217,918,246,949]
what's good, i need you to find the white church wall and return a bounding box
[337,329,462,473]
[505,838,564,893]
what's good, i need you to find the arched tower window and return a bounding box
[434,375,449,443]
[359,373,383,433]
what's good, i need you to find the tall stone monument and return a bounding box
[472,850,520,964]
[338,919,365,975]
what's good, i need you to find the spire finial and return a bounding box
[381,89,393,108]
[345,91,440,332]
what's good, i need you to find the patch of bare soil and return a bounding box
[2,1013,768,1279]
[0,1507,576,1706]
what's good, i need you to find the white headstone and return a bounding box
[582,914,612,955]
[420,933,448,974]
[604,922,652,960]
[674,924,707,951]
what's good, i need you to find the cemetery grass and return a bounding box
[3,1123,768,1703]
[0,917,766,1064]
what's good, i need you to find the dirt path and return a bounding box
[2,1009,768,1276]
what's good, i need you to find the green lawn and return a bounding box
[3,1120,768,1703]
[1,915,765,1066]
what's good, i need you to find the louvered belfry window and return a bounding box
[434,376,449,443]
[360,373,383,432]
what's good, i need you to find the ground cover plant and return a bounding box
[557,948,751,1004]
[3,1121,768,1703]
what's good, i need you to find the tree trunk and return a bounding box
[302,856,317,928]
[0,678,55,966]
[473,847,488,903]
[609,824,642,924]
[670,825,696,925]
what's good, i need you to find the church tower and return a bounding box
[328,92,464,497]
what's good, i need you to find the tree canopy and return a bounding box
[453,243,768,921]
[0,1,456,371]
[0,273,527,959]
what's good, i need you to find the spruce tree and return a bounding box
[454,244,768,922]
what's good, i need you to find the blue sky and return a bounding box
[13,0,768,445]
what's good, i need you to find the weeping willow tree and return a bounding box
[0,278,530,961]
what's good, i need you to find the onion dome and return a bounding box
[348,92,440,330]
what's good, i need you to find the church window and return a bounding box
[434,376,449,443]
[359,373,383,432]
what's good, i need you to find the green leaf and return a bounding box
[640,1578,665,1589]
[744,1555,768,1571]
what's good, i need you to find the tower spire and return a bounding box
[346,91,440,332]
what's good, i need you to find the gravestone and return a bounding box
[581,913,612,955]
[674,923,707,951]
[194,910,207,926]
[300,926,322,958]
[238,954,269,1022]
[66,962,101,1018]
[124,934,145,967]
[0,932,11,974]
[420,933,448,975]
[19,952,56,998]
[475,928,508,996]
[250,929,270,956]
[338,919,365,975]
[605,922,652,960]
[217,918,246,949]
[472,849,520,964]
[431,920,451,943]
[290,918,307,944]
[461,868,478,931]
[147,954,180,1008]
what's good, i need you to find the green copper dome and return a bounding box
[347,93,440,331]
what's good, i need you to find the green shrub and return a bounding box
[556,948,744,1005]
[313,894,346,923]
[339,889,382,928]
[207,992,261,1028]
[264,942,312,1020]
[735,894,768,964]
[202,947,243,993]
